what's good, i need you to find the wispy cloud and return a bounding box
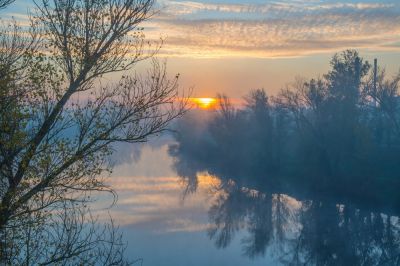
[159,0,395,16]
[4,0,399,58]
[145,1,400,58]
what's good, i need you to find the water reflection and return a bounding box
[98,143,277,266]
[168,111,400,265]
[205,181,400,265]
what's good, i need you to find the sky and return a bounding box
[148,0,400,97]
[3,0,400,97]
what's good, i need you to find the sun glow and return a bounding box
[191,97,218,109]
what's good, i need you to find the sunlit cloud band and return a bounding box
[143,0,400,58]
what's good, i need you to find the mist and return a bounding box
[165,49,400,264]
[169,50,400,213]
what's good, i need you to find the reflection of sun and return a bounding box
[191,98,217,109]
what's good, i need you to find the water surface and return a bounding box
[95,140,400,265]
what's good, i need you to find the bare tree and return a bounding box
[5,203,132,265]
[0,0,187,263]
[364,69,400,135]
[0,0,14,9]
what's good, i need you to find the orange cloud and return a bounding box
[142,1,400,58]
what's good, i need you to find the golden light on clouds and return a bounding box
[141,1,400,59]
[197,172,221,188]
[190,97,218,109]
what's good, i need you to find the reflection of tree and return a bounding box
[208,183,251,249]
[206,182,400,265]
[207,183,296,259]
[241,192,272,258]
[292,202,400,265]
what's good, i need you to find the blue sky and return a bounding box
[2,0,400,96]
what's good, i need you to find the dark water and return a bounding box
[95,141,400,266]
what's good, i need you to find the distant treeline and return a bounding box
[169,50,400,212]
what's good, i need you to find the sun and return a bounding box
[191,97,218,109]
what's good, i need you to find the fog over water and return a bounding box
[94,51,400,265]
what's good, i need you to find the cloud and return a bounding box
[158,1,395,17]
[144,1,400,58]
[4,0,399,58]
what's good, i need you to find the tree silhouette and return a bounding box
[0,0,186,263]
